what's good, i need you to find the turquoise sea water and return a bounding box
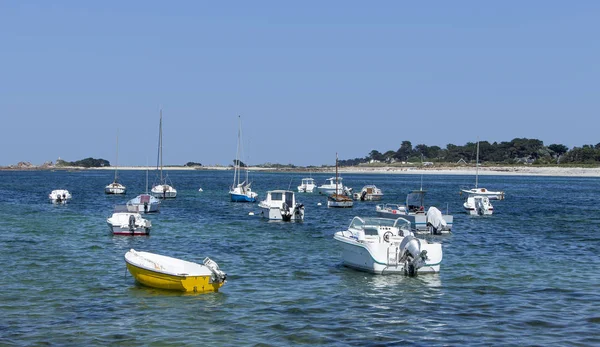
[1,170,599,346]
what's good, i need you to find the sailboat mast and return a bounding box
[335,153,339,195]
[420,153,423,191]
[114,131,119,182]
[157,109,163,183]
[233,116,241,187]
[475,139,480,189]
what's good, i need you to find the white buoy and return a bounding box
[317,202,322,206]
[198,188,203,192]
[248,212,255,216]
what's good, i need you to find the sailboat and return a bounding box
[460,140,505,200]
[229,116,258,202]
[105,132,126,194]
[127,166,161,213]
[327,153,353,208]
[151,109,177,199]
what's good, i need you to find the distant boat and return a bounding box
[353,185,383,201]
[127,168,160,213]
[107,206,152,236]
[229,116,258,202]
[327,153,353,208]
[49,189,71,204]
[463,195,494,216]
[151,109,177,199]
[124,249,227,293]
[376,190,454,234]
[105,132,126,194]
[460,140,505,200]
[297,177,316,193]
[258,190,305,221]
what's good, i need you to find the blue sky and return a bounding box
[1,1,599,166]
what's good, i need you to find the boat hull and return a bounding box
[230,193,257,202]
[109,224,151,236]
[151,185,177,199]
[127,202,160,214]
[125,262,223,293]
[334,235,441,275]
[259,206,304,221]
[105,187,126,194]
[124,250,225,293]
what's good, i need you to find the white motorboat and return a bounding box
[333,216,442,275]
[258,190,305,221]
[317,177,351,195]
[151,109,177,199]
[49,189,71,204]
[463,195,494,215]
[327,153,353,208]
[229,116,258,202]
[375,189,453,234]
[297,178,316,193]
[107,206,152,236]
[460,140,505,200]
[105,132,126,194]
[353,185,383,201]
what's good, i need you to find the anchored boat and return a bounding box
[258,190,305,221]
[124,249,227,293]
[49,189,71,204]
[333,217,442,276]
[107,206,152,236]
[463,195,494,215]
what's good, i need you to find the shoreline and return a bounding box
[1,165,600,177]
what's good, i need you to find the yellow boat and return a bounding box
[124,249,227,293]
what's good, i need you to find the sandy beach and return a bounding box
[18,165,597,177]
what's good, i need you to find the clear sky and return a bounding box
[1,1,599,167]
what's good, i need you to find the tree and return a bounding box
[368,150,384,161]
[395,141,413,161]
[233,159,246,167]
[548,144,569,156]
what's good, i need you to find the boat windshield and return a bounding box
[406,190,426,212]
[348,217,397,230]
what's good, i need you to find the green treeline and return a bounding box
[339,138,600,166]
[56,157,110,168]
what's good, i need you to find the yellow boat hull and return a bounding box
[126,262,224,293]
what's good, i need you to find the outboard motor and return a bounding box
[399,235,427,276]
[361,191,367,201]
[128,214,136,232]
[281,202,292,221]
[203,257,227,283]
[475,197,485,216]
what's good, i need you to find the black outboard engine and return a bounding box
[128,214,136,232]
